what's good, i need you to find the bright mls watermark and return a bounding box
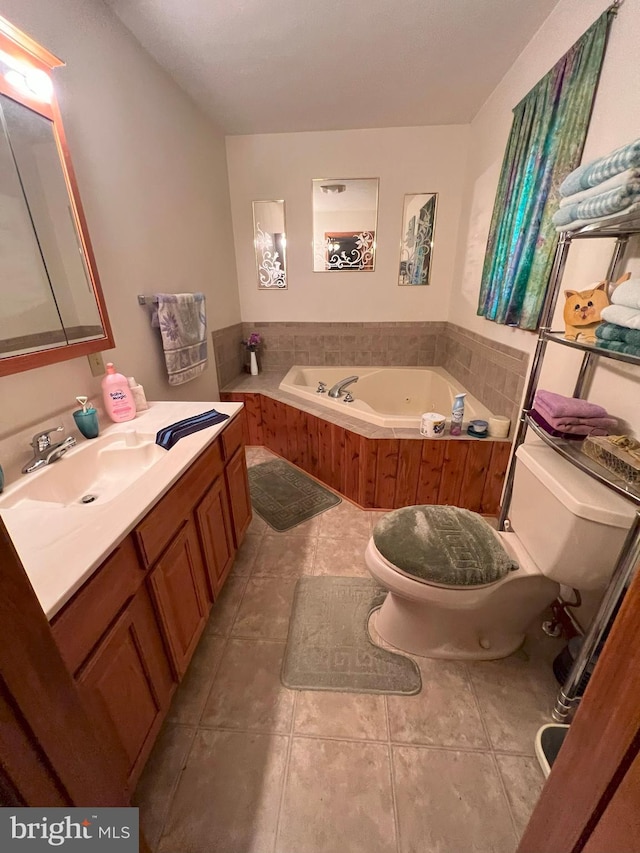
[0,808,138,850]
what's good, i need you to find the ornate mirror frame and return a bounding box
[397,192,438,286]
[252,199,287,289]
[0,15,114,377]
[312,178,379,272]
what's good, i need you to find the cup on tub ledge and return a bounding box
[420,412,446,438]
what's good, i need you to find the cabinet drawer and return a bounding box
[136,439,224,567]
[221,412,245,461]
[51,536,143,674]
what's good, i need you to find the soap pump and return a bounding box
[450,393,466,436]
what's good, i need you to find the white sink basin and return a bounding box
[0,431,166,509]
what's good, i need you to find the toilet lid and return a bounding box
[372,506,518,587]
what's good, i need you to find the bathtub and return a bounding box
[279,366,494,429]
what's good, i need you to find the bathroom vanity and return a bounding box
[0,401,251,793]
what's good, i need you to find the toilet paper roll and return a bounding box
[488,415,510,439]
[420,412,446,438]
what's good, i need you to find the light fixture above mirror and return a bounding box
[398,193,438,286]
[0,14,114,376]
[312,178,379,272]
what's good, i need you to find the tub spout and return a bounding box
[328,375,359,398]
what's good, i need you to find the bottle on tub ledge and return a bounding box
[449,393,466,436]
[102,362,137,422]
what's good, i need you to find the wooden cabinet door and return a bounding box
[77,586,174,787]
[196,477,236,598]
[225,446,253,547]
[148,522,210,677]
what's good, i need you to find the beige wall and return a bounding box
[0,0,241,466]
[226,125,469,322]
[451,0,640,431]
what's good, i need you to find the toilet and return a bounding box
[365,441,636,660]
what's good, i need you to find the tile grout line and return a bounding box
[273,688,297,853]
[463,662,521,844]
[384,695,402,853]
[185,720,529,755]
[153,723,199,852]
[489,746,521,847]
[225,571,252,638]
[191,627,234,729]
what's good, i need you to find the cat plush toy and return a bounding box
[563,281,609,343]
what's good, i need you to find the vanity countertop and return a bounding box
[0,400,242,620]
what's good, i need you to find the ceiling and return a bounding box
[106,0,562,135]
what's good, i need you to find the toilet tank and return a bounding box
[510,442,636,590]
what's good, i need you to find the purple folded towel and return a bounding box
[534,390,608,419]
[531,408,614,436]
[529,409,585,441]
[536,409,618,431]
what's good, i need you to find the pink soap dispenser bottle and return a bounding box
[102,362,137,422]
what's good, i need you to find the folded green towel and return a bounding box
[596,321,640,347]
[596,322,625,342]
[596,339,640,357]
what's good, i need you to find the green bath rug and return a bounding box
[248,459,341,532]
[282,576,421,695]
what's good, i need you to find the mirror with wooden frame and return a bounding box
[0,15,113,377]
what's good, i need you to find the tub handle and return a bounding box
[317,382,326,394]
[343,392,354,403]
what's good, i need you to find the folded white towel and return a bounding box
[601,303,640,330]
[559,169,640,208]
[611,278,640,311]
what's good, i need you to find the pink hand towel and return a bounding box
[534,390,608,419]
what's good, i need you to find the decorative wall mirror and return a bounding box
[252,199,287,289]
[312,178,379,272]
[398,193,438,286]
[0,15,113,377]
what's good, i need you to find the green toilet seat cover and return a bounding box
[372,505,518,588]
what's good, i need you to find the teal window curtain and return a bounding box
[477,9,614,331]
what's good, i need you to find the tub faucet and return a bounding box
[22,426,77,474]
[328,375,359,398]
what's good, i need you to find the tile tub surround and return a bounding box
[134,446,557,852]
[211,322,245,389]
[212,321,529,425]
[445,324,529,429]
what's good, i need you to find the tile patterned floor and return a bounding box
[135,446,561,853]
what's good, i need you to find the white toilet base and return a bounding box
[375,591,527,660]
[365,538,560,661]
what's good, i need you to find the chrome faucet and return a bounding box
[328,375,359,398]
[22,426,77,474]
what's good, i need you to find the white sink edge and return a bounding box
[0,401,243,620]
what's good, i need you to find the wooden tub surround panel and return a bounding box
[221,392,510,514]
